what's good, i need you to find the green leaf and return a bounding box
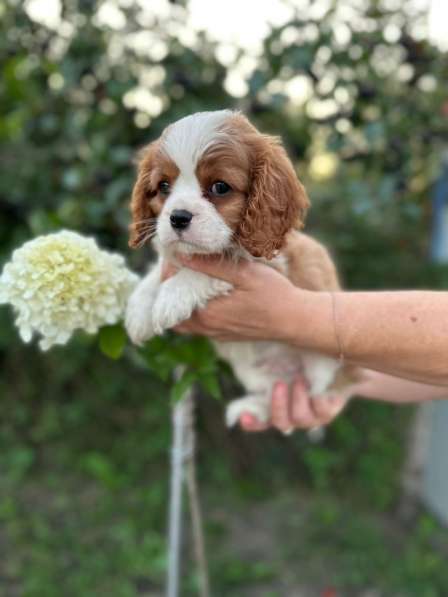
[170,369,198,403]
[98,324,127,360]
[81,452,123,489]
[199,371,221,401]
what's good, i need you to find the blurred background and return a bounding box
[1,0,448,595]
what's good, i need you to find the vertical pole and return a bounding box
[166,390,193,597]
[186,419,211,597]
[166,375,211,596]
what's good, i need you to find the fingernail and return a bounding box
[241,414,256,426]
[273,381,287,396]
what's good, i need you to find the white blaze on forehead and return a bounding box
[161,110,233,175]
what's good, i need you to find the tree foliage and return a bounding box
[1,0,448,593]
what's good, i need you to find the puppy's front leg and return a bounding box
[152,268,231,335]
[125,260,162,345]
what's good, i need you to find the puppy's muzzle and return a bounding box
[170,209,193,231]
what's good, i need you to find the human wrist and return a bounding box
[280,287,336,354]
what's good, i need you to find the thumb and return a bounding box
[176,254,247,284]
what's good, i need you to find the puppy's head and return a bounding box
[129,110,309,259]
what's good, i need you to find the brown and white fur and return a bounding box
[125,110,351,426]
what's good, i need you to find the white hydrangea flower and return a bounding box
[0,230,139,350]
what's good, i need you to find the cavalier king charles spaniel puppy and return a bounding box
[125,110,352,426]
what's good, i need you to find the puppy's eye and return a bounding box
[210,181,232,197]
[158,181,171,196]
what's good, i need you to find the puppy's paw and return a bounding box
[152,282,195,335]
[225,396,269,428]
[125,294,156,346]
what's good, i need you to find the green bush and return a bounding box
[1,1,448,594]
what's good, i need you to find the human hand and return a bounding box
[161,255,306,343]
[239,378,349,433]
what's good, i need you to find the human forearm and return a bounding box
[285,289,448,386]
[171,257,448,386]
[353,369,448,402]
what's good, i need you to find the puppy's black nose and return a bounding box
[170,209,193,230]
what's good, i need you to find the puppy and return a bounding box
[125,110,352,426]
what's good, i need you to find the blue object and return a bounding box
[423,153,448,526]
[423,402,448,526]
[431,153,448,262]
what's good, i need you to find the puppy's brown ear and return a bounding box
[129,142,159,249]
[237,135,310,259]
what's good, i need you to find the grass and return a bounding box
[1,326,448,596]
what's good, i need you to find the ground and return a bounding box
[1,339,448,596]
[1,471,448,596]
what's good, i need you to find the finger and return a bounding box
[172,320,208,334]
[309,397,335,425]
[239,413,269,432]
[213,334,242,342]
[161,261,178,281]
[172,306,225,338]
[311,395,347,423]
[172,323,194,334]
[172,311,207,334]
[290,379,318,428]
[271,381,293,433]
[176,254,249,285]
